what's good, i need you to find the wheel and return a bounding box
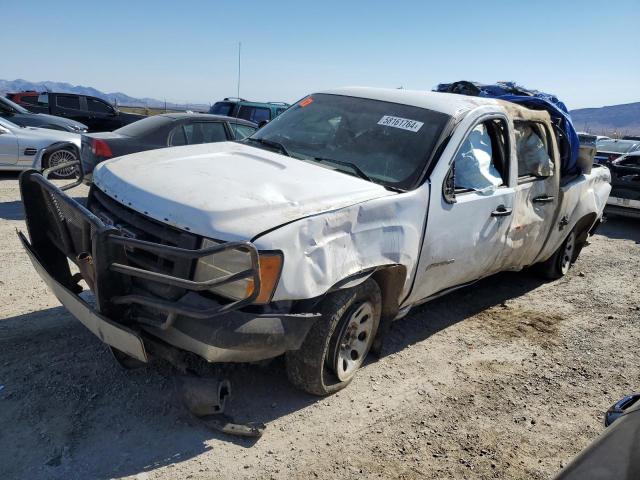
[536,228,579,279]
[43,148,78,179]
[285,279,381,396]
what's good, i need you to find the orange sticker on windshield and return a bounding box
[299,97,313,107]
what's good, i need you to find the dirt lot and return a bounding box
[1,172,638,480]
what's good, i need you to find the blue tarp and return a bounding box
[434,81,580,176]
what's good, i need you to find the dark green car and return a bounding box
[209,97,289,127]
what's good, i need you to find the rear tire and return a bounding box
[536,228,580,279]
[285,279,381,396]
[43,148,78,179]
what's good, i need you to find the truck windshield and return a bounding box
[248,93,450,190]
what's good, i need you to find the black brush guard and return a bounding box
[19,170,262,322]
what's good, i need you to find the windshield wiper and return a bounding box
[311,157,373,182]
[246,138,291,157]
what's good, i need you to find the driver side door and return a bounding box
[410,115,516,301]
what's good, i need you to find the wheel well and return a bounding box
[371,265,407,321]
[44,142,78,159]
[42,142,79,168]
[574,212,598,246]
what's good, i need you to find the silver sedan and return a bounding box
[0,117,81,179]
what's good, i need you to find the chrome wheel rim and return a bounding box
[47,149,77,177]
[560,231,575,274]
[334,301,375,382]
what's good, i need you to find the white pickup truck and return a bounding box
[19,87,611,395]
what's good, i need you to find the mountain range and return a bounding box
[0,79,208,111]
[1,79,637,135]
[570,102,640,136]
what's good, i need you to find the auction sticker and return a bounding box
[378,115,423,132]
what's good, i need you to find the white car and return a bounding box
[0,117,80,178]
[18,87,611,395]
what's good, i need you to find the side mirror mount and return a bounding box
[443,163,456,204]
[258,120,269,128]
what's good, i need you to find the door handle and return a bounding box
[491,205,512,217]
[532,195,555,204]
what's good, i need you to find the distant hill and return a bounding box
[0,79,208,111]
[570,102,640,136]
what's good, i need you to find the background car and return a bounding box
[8,91,145,132]
[80,113,258,178]
[605,150,640,218]
[593,138,640,164]
[0,96,87,133]
[0,117,80,179]
[577,132,597,145]
[209,97,289,126]
[5,90,40,107]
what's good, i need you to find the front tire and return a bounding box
[43,148,78,179]
[286,279,381,396]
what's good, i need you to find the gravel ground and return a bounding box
[0,172,638,480]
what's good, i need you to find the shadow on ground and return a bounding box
[381,270,547,357]
[1,191,632,479]
[0,303,326,479]
[0,266,550,480]
[600,214,640,242]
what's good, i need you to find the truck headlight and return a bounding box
[193,239,283,304]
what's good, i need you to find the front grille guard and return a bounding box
[19,170,261,320]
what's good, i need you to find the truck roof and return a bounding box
[320,86,539,119]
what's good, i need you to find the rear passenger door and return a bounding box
[500,120,559,268]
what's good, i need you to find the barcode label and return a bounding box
[378,115,424,132]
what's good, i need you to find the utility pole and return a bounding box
[237,42,242,100]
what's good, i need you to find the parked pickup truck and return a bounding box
[18,87,611,395]
[19,92,145,132]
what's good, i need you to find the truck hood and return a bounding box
[93,142,393,240]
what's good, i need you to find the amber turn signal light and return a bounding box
[247,253,283,304]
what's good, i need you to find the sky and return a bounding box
[2,0,639,109]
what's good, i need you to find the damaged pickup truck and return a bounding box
[18,87,611,395]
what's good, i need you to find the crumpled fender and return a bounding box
[253,185,430,302]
